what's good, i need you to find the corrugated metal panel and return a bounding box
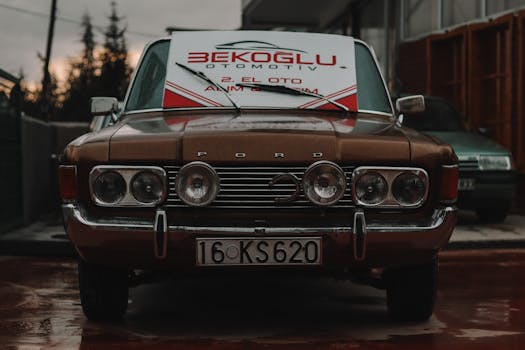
[516,11,525,170]
[467,14,514,151]
[428,27,468,116]
[398,38,428,94]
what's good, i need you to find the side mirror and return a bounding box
[396,95,425,114]
[91,97,118,116]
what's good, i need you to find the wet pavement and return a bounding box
[0,249,524,349]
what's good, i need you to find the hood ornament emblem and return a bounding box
[269,174,301,203]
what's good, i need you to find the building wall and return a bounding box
[398,10,525,170]
[21,115,88,223]
[401,0,525,40]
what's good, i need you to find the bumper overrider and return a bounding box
[62,204,457,271]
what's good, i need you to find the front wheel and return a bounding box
[78,260,129,321]
[384,258,438,322]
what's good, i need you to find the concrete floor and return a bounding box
[0,249,523,349]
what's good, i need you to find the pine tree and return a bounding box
[98,1,130,100]
[61,13,98,121]
[31,70,61,121]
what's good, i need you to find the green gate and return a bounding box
[0,68,23,233]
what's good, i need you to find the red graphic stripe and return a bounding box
[298,85,357,109]
[163,89,205,108]
[297,85,356,108]
[166,81,224,107]
[323,84,357,99]
[166,81,223,107]
[316,93,358,111]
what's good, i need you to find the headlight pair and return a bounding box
[90,167,166,206]
[353,167,428,208]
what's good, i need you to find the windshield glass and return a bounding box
[126,40,169,111]
[403,98,465,132]
[125,37,391,115]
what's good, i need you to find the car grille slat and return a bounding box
[163,165,355,208]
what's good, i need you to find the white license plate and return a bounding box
[196,237,322,266]
[458,178,476,191]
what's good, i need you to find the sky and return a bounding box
[0,0,241,87]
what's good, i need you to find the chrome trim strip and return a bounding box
[63,204,154,230]
[62,204,456,233]
[366,207,456,233]
[154,209,168,258]
[353,210,367,261]
[123,107,394,117]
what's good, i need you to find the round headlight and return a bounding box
[175,162,219,207]
[131,171,165,204]
[354,171,388,205]
[303,161,346,206]
[392,171,426,206]
[92,171,126,204]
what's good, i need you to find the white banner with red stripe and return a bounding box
[163,31,358,111]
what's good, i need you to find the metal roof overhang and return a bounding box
[242,0,354,31]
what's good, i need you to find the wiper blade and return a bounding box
[175,62,240,111]
[235,83,349,112]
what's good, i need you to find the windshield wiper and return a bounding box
[235,83,349,112]
[175,62,240,111]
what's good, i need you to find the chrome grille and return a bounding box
[458,158,479,171]
[164,165,355,209]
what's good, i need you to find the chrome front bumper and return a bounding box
[62,204,455,234]
[63,204,456,264]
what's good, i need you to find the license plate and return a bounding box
[196,237,322,266]
[458,178,476,191]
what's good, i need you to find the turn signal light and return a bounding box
[59,165,77,201]
[440,165,458,203]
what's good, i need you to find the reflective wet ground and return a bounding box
[0,249,524,349]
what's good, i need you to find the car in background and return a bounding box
[402,96,516,222]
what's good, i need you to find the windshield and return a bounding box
[403,98,465,132]
[125,38,391,114]
[126,40,169,111]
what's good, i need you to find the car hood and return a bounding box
[105,111,412,163]
[425,131,510,156]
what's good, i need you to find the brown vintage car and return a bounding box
[58,31,458,322]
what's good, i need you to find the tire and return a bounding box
[78,260,129,321]
[475,207,508,223]
[385,258,438,322]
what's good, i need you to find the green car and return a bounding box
[402,96,516,222]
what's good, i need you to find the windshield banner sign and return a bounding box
[163,31,358,111]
